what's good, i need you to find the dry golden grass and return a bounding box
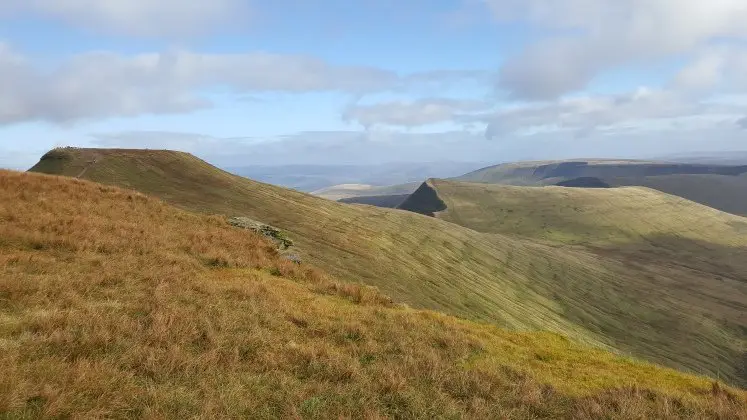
[1,171,746,418]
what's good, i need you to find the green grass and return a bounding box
[610,174,747,217]
[452,159,747,217]
[428,179,747,247]
[29,147,747,388]
[2,169,746,418]
[413,179,747,388]
[455,159,653,184]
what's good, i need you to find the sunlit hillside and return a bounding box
[28,148,747,388]
[4,170,746,418]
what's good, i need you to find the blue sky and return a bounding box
[1,0,746,170]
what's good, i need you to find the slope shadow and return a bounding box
[397,181,447,216]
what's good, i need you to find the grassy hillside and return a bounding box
[609,174,747,216]
[454,159,747,217]
[406,179,747,388]
[456,159,747,185]
[28,148,747,388]
[6,170,746,418]
[28,148,599,341]
[427,179,747,247]
[312,182,419,200]
[455,159,654,185]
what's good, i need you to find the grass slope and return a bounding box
[5,171,746,418]
[28,148,600,342]
[608,174,747,217]
[413,179,747,388]
[454,159,747,216]
[428,179,747,247]
[456,159,747,186]
[28,148,747,388]
[455,159,653,185]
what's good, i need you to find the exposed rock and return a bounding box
[283,254,302,265]
[228,217,294,250]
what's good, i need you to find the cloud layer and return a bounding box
[0,44,485,124]
[343,98,491,128]
[337,89,745,139]
[0,0,249,37]
[485,0,747,99]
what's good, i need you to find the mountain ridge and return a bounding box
[28,147,747,387]
[9,169,745,417]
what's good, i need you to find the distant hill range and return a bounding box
[453,159,747,216]
[228,162,486,192]
[333,158,747,217]
[456,159,747,183]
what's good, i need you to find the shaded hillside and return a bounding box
[28,148,747,387]
[9,171,745,417]
[556,177,611,188]
[338,194,409,208]
[396,180,447,216]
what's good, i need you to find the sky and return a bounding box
[1,0,746,170]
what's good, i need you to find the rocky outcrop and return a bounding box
[228,217,294,250]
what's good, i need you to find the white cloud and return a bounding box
[0,44,481,125]
[675,46,747,92]
[339,88,745,140]
[483,0,747,98]
[342,98,491,128]
[477,89,743,138]
[0,0,249,37]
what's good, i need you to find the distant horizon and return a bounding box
[5,146,747,173]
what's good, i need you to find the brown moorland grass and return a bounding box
[27,148,747,388]
[1,170,746,418]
